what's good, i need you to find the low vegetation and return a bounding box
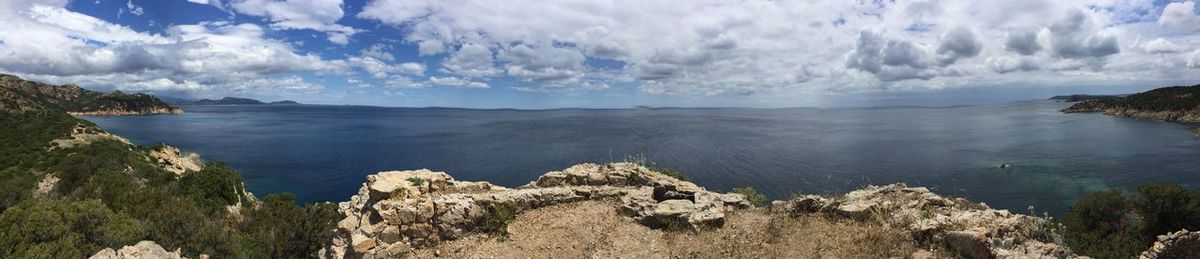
[0,77,337,258]
[733,187,768,207]
[482,201,518,234]
[1062,183,1200,259]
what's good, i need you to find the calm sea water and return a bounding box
[82,101,1200,215]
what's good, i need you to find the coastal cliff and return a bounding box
[1061,84,1200,123]
[0,73,181,116]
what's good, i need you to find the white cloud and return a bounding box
[1158,1,1199,33]
[355,0,1200,96]
[429,76,489,88]
[120,0,144,17]
[1143,38,1183,54]
[441,43,499,78]
[229,0,358,44]
[397,62,425,75]
[383,76,426,88]
[0,1,339,94]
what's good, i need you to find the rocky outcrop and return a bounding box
[1140,229,1200,259]
[774,184,1077,258]
[89,241,184,259]
[48,124,132,150]
[324,163,750,258]
[148,145,203,175]
[1062,102,1200,123]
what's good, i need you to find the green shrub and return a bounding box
[1063,191,1142,258]
[482,202,518,234]
[1063,184,1200,259]
[1134,183,1200,243]
[406,177,426,187]
[0,199,145,259]
[240,193,339,259]
[178,163,246,209]
[733,187,768,207]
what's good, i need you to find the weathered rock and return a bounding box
[945,230,993,259]
[324,163,749,258]
[34,173,58,197]
[148,145,203,175]
[48,124,131,150]
[89,241,184,259]
[1140,229,1200,259]
[774,184,1079,258]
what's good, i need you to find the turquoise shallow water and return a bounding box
[82,100,1200,215]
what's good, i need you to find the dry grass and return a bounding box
[413,200,920,258]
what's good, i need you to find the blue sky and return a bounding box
[1,0,1198,108]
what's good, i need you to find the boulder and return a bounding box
[90,241,184,259]
[1140,229,1200,259]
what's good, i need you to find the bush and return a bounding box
[1134,183,1200,243]
[733,187,768,207]
[1063,184,1200,259]
[240,193,339,258]
[178,163,246,209]
[482,202,518,234]
[0,199,145,259]
[1063,191,1142,258]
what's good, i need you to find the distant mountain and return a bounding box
[0,73,180,116]
[185,97,300,105]
[1062,84,1200,123]
[1049,94,1124,102]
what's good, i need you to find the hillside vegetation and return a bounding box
[0,74,179,115]
[0,75,335,258]
[1062,84,1200,123]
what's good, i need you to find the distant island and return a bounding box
[185,97,300,106]
[1061,84,1200,123]
[0,73,180,116]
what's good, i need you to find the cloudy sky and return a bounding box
[1,0,1198,108]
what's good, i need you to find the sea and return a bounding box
[82,100,1200,216]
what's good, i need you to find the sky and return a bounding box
[0,0,1198,108]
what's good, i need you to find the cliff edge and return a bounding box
[323,163,1082,258]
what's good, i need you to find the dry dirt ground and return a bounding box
[411,200,923,258]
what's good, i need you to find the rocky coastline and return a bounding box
[1062,101,1200,123]
[1060,84,1200,124]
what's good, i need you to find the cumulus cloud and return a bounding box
[229,0,358,44]
[986,56,1041,74]
[1048,9,1120,60]
[498,44,586,82]
[1158,1,1199,33]
[935,27,982,65]
[1004,29,1042,55]
[845,31,940,81]
[1143,38,1183,54]
[0,1,337,94]
[429,76,489,88]
[441,43,500,78]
